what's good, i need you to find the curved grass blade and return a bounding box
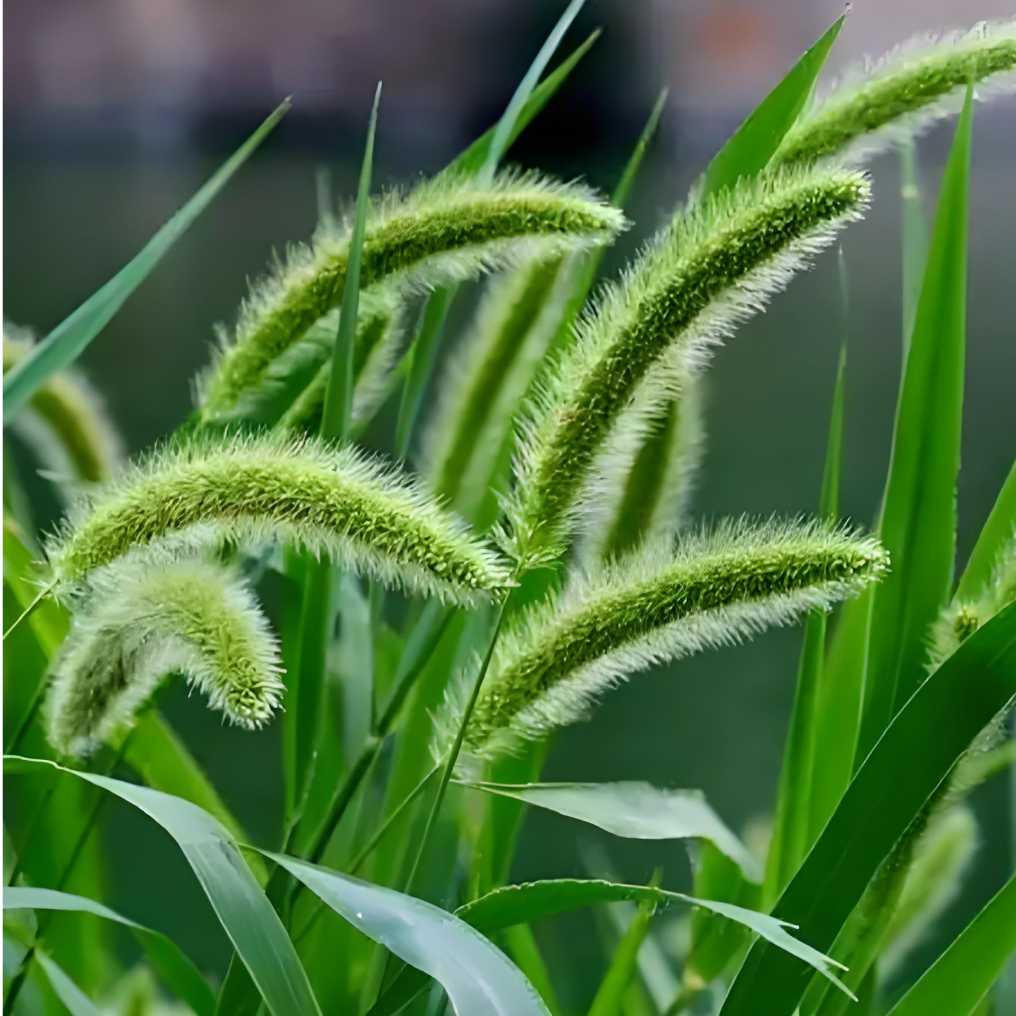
[719,600,1016,1016]
[856,89,972,760]
[464,781,759,881]
[264,851,552,1016]
[2,756,322,1016]
[956,458,1016,604]
[370,878,850,1016]
[885,871,1016,1016]
[3,887,214,1016]
[2,102,289,422]
[34,950,100,1016]
[701,14,846,198]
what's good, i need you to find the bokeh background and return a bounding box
[5,0,1016,1008]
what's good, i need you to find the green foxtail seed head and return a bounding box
[47,432,511,606]
[422,258,571,521]
[505,166,870,564]
[197,171,626,422]
[45,554,284,757]
[440,517,888,760]
[929,533,1016,668]
[581,374,704,564]
[773,20,1016,168]
[3,325,123,491]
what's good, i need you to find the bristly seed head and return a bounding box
[47,431,512,606]
[197,171,626,422]
[45,554,284,757]
[441,518,888,760]
[506,165,870,565]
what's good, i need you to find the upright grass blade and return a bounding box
[885,872,1016,1016]
[856,89,972,762]
[3,888,215,1016]
[587,897,657,1016]
[265,851,553,1016]
[719,601,1016,1016]
[33,951,100,1016]
[465,781,759,881]
[2,102,289,422]
[956,458,1016,603]
[3,757,322,1016]
[899,140,928,356]
[765,340,847,904]
[700,14,846,198]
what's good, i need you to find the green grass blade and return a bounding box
[719,600,1016,1016]
[320,82,380,442]
[856,89,972,762]
[3,757,322,1016]
[899,139,928,356]
[466,781,759,881]
[885,872,1016,1016]
[2,101,289,423]
[700,14,845,199]
[504,924,565,1016]
[34,950,101,1016]
[587,898,656,1016]
[265,851,553,1016]
[4,887,215,1016]
[956,458,1016,603]
[370,878,849,1016]
[765,340,847,904]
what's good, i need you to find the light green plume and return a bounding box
[581,375,704,564]
[422,259,570,521]
[506,166,870,564]
[47,432,511,605]
[197,172,626,422]
[46,555,284,757]
[443,518,887,759]
[774,20,1016,168]
[3,325,123,491]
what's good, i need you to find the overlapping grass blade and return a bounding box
[956,458,1016,603]
[2,756,322,1016]
[856,89,972,761]
[265,851,552,1016]
[719,601,1016,1016]
[3,887,215,1016]
[587,896,657,1016]
[465,781,758,880]
[885,872,1016,1016]
[2,102,289,422]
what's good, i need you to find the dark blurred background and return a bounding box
[5,0,1016,1007]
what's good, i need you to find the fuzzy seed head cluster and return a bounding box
[47,432,512,606]
[506,166,870,564]
[197,172,626,421]
[774,20,1016,168]
[441,518,888,759]
[46,555,284,757]
[4,326,123,490]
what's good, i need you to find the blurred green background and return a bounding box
[4,0,1015,1008]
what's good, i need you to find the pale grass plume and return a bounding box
[197,171,626,422]
[440,517,888,760]
[505,165,870,565]
[45,553,284,757]
[46,431,512,606]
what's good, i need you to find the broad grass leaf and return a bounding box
[719,600,1016,1016]
[700,15,845,198]
[1,102,289,422]
[3,887,215,1016]
[885,872,1016,1016]
[465,781,760,881]
[2,756,322,1016]
[856,90,972,759]
[265,851,552,1016]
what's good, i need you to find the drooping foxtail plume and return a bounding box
[197,172,626,422]
[440,518,887,760]
[47,432,511,606]
[3,325,123,492]
[773,20,1016,168]
[506,166,870,565]
[46,555,284,757]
